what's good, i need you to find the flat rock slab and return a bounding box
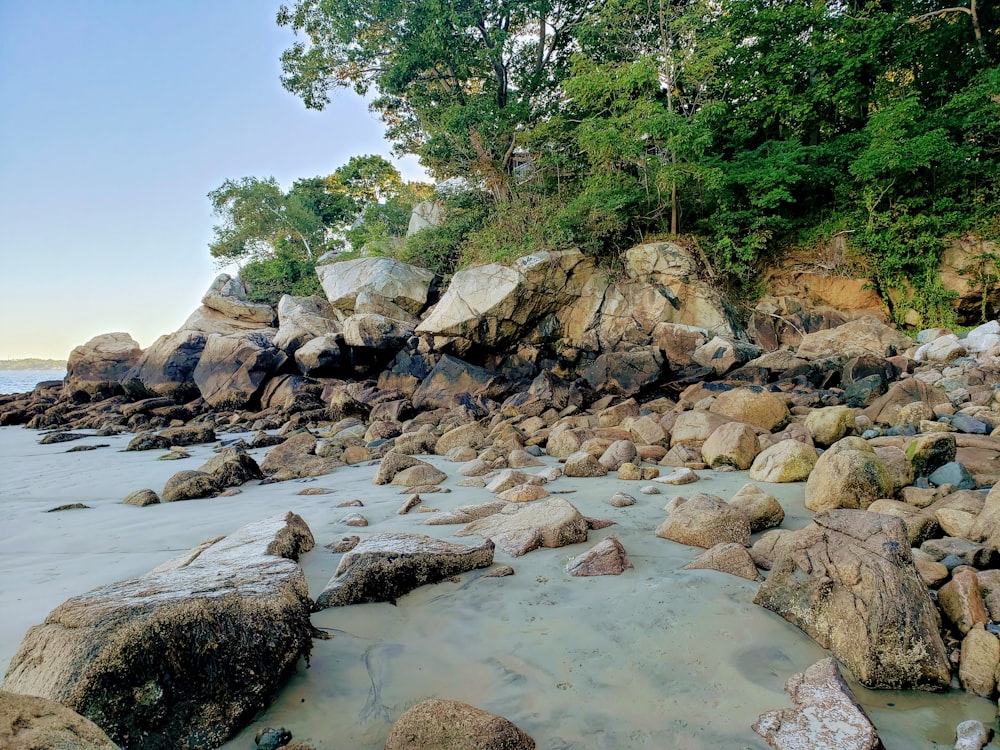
[315,533,495,608]
[2,512,315,750]
[456,497,589,557]
[753,658,884,750]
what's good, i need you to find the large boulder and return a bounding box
[795,317,912,360]
[0,691,120,750]
[701,422,761,470]
[121,330,207,402]
[748,440,818,483]
[1,513,315,750]
[708,387,789,431]
[753,510,950,690]
[317,257,436,315]
[411,355,508,412]
[193,330,287,410]
[582,347,665,396]
[273,294,343,355]
[655,493,751,548]
[752,658,883,750]
[804,442,894,512]
[340,314,415,376]
[418,250,591,348]
[456,498,588,557]
[384,699,535,750]
[201,273,276,325]
[314,534,495,608]
[63,332,142,401]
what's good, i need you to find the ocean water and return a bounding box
[0,370,65,395]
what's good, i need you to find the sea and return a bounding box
[0,370,65,395]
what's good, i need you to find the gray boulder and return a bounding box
[193,330,287,410]
[273,294,343,355]
[121,330,207,402]
[201,274,276,325]
[63,332,142,402]
[317,257,436,315]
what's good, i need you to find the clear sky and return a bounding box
[0,0,423,360]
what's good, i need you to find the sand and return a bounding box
[0,426,993,749]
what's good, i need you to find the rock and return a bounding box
[752,658,883,750]
[955,720,990,750]
[180,304,274,335]
[254,726,293,750]
[273,294,343,355]
[864,379,950,427]
[201,274,276,325]
[342,513,369,527]
[341,312,414,351]
[193,330,287,410]
[608,492,636,507]
[564,450,608,477]
[327,536,361,553]
[122,488,161,507]
[582,347,665,396]
[683,543,761,581]
[161,470,218,502]
[0,690,121,750]
[796,316,912,360]
[294,333,346,377]
[317,257,436,315]
[804,442,893,512]
[121,330,207,402]
[749,439,818,482]
[938,568,989,635]
[497,484,550,503]
[692,336,762,376]
[872,446,914,493]
[314,534,494,608]
[655,493,751,548]
[411,355,508,412]
[970,482,1000,548]
[262,432,340,479]
[709,387,789,431]
[418,250,589,348]
[425,502,509,525]
[456,498,588,557]
[804,405,856,447]
[654,467,699,485]
[63,332,141,401]
[753,510,950,690]
[617,462,643,480]
[384,698,535,750]
[959,627,998,697]
[435,423,489,456]
[669,409,732,447]
[729,483,784,533]
[701,422,760,470]
[867,500,939,546]
[485,565,515,578]
[197,446,263,488]
[565,536,633,576]
[598,439,638,471]
[921,537,996,568]
[928,460,977,490]
[915,333,967,363]
[2,513,315,750]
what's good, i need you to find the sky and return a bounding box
[0,0,424,360]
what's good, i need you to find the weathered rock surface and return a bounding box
[273,294,343,355]
[121,330,207,402]
[752,658,884,750]
[384,699,535,750]
[456,498,588,557]
[655,493,751,549]
[729,483,784,533]
[708,387,789,432]
[63,332,142,401]
[748,440,818,483]
[683,542,761,581]
[193,330,287,410]
[411,355,508,412]
[804,443,894,512]
[317,257,436,315]
[201,274,276,325]
[753,510,950,690]
[1,513,315,750]
[701,422,760,470]
[0,690,121,750]
[795,317,912,360]
[314,534,494,608]
[565,537,633,576]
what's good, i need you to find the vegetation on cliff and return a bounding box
[212,0,999,325]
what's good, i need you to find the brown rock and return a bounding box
[709,387,789,431]
[384,699,535,750]
[0,690,120,750]
[748,440,818,483]
[683,542,761,581]
[655,493,751,549]
[701,422,760,470]
[959,626,999,697]
[563,450,608,477]
[729,483,784,533]
[566,537,633,576]
[805,442,893,512]
[938,568,989,635]
[456,498,588,557]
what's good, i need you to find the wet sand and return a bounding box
[0,426,993,749]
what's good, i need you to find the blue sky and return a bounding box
[0,0,423,359]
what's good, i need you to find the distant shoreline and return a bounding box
[0,358,66,371]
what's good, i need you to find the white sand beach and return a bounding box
[0,426,993,749]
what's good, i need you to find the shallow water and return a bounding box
[0,426,993,749]
[0,369,64,395]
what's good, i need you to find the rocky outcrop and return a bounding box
[753,658,884,750]
[274,294,343,355]
[63,333,142,402]
[314,534,495,608]
[318,257,436,315]
[201,274,277,325]
[795,317,912,360]
[0,691,121,750]
[384,699,535,750]
[754,510,950,690]
[121,330,207,402]
[2,513,315,750]
[411,355,508,412]
[193,330,287,410]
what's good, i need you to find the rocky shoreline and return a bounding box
[3,245,1000,748]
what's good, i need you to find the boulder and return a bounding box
[598,439,638,471]
[192,330,286,410]
[683,543,761,581]
[411,355,508,412]
[0,690,120,750]
[753,510,950,690]
[294,333,346,377]
[261,431,340,479]
[752,658,883,750]
[795,317,912,360]
[970,482,1000,548]
[425,502,510,526]
[161,470,219,502]
[456,498,588,557]
[121,330,207,402]
[906,433,957,478]
[691,336,762,376]
[748,440,818,483]
[273,294,343,355]
[341,313,414,351]
[122,488,160,507]
[959,627,999,697]
[384,699,535,750]
[701,422,760,470]
[938,568,989,635]
[581,347,665,396]
[655,493,751,548]
[179,305,273,335]
[201,274,276,325]
[804,443,894,512]
[418,250,591,347]
[955,720,991,750]
[1,513,315,750]
[258,373,325,412]
[197,446,263,488]
[872,446,914,493]
[708,387,789,431]
[564,450,608,477]
[565,537,633,576]
[729,483,784,533]
[670,409,732,447]
[804,405,855,447]
[317,257,436,315]
[63,333,142,401]
[314,533,494,608]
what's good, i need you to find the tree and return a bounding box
[277,0,591,198]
